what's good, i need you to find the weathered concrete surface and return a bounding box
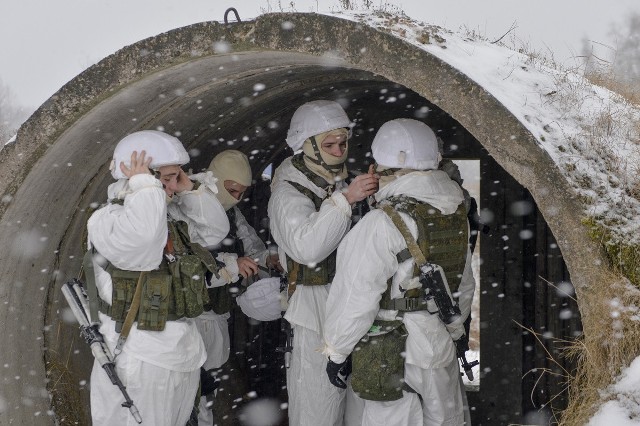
[0,12,608,424]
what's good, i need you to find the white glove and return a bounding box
[188,171,219,194]
[216,252,239,284]
[279,290,289,311]
[445,314,467,341]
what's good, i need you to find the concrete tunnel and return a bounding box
[0,11,606,425]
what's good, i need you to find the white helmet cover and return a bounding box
[236,277,283,322]
[286,100,352,151]
[110,130,190,179]
[371,119,441,170]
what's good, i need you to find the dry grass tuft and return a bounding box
[586,69,640,107]
[560,277,640,425]
[46,357,87,425]
[45,325,89,425]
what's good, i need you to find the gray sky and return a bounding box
[0,0,637,108]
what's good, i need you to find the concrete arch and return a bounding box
[0,12,606,424]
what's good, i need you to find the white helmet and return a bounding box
[236,277,283,322]
[110,130,190,179]
[286,100,351,151]
[371,119,441,170]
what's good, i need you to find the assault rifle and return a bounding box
[276,319,294,368]
[419,264,479,381]
[275,275,293,368]
[61,278,143,424]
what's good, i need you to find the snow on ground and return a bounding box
[587,355,640,425]
[323,10,640,423]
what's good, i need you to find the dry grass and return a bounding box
[560,277,640,425]
[45,325,89,425]
[586,69,640,107]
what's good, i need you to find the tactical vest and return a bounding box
[284,154,338,287]
[350,196,468,401]
[204,207,246,315]
[100,220,217,332]
[378,196,468,312]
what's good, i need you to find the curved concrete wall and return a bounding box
[0,13,607,424]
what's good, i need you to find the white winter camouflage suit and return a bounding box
[87,172,228,426]
[323,170,476,426]
[268,156,358,426]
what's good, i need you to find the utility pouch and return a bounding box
[174,254,208,318]
[108,268,139,333]
[206,284,234,315]
[137,273,172,331]
[351,319,409,401]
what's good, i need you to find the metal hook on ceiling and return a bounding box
[224,8,241,24]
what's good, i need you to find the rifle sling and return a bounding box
[380,205,428,266]
[83,250,100,324]
[116,271,148,353]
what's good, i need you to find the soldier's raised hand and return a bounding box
[120,150,153,178]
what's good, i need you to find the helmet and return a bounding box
[207,150,252,187]
[371,119,440,170]
[286,100,351,151]
[110,130,190,179]
[236,277,283,322]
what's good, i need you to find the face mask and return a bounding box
[302,129,349,184]
[217,186,240,211]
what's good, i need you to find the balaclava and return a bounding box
[301,128,349,185]
[207,150,252,211]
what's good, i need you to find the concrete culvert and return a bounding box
[0,12,619,425]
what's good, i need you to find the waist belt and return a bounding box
[98,298,180,329]
[380,296,430,312]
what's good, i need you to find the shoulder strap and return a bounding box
[377,204,433,313]
[291,153,333,191]
[379,204,427,267]
[169,220,220,275]
[286,180,325,211]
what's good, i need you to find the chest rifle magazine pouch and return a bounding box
[137,271,172,331]
[351,319,408,401]
[108,268,138,333]
[172,254,207,318]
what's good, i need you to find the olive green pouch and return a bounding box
[351,319,409,401]
[176,254,207,318]
[206,284,233,315]
[108,268,138,333]
[136,273,172,331]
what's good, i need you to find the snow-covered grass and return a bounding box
[587,356,640,425]
[330,10,640,259]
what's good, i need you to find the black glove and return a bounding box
[326,355,352,389]
[200,367,219,396]
[342,355,352,378]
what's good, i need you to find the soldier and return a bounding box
[323,119,475,425]
[268,100,379,426]
[87,130,233,426]
[195,149,281,425]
